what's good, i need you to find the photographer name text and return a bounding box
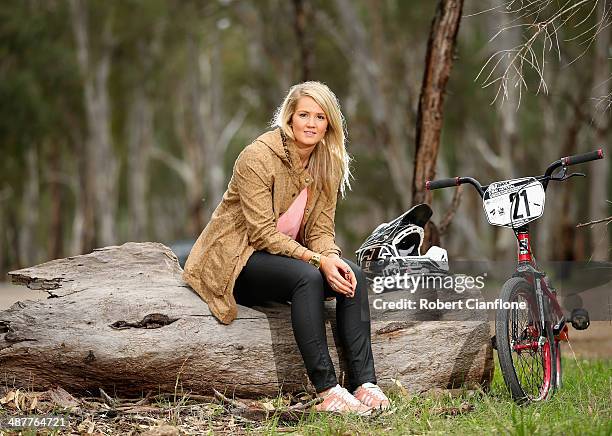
[372,298,526,310]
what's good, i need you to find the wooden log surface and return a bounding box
[2,242,493,398]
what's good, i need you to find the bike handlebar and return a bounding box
[426,178,460,190]
[561,149,604,166]
[426,176,485,196]
[426,148,605,196]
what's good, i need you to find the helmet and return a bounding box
[355,204,449,289]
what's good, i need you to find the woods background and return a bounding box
[1,0,610,278]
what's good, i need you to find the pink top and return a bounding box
[276,187,308,241]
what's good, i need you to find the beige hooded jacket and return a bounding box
[182,128,342,324]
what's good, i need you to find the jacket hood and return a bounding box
[255,128,303,170]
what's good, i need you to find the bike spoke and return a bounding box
[508,291,547,400]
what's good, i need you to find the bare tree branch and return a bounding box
[576,216,612,227]
[474,0,610,106]
[149,146,195,186]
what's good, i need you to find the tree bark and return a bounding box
[412,0,464,251]
[554,96,588,262]
[488,0,520,260]
[126,85,153,242]
[412,0,464,207]
[589,2,610,261]
[47,141,64,260]
[292,0,314,82]
[70,0,118,247]
[18,147,40,267]
[73,135,94,255]
[3,243,493,398]
[0,188,8,276]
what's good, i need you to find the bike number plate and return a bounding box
[482,177,545,228]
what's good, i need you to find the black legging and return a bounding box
[233,251,377,393]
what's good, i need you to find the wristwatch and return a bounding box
[308,253,322,269]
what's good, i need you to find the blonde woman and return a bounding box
[183,81,389,415]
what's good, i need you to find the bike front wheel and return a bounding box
[495,277,556,403]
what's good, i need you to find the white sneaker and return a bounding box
[315,384,372,416]
[353,382,390,410]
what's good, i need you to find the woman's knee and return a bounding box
[292,263,325,296]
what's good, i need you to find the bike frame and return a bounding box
[511,225,566,352]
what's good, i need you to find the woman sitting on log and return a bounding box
[183,81,389,415]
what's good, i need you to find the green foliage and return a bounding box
[0,1,81,157]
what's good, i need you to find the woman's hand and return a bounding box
[320,255,357,297]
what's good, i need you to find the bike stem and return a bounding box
[516,225,533,264]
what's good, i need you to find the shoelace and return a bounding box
[330,385,362,406]
[359,382,388,400]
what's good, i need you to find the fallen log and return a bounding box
[2,242,493,398]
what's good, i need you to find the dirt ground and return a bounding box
[1,282,611,359]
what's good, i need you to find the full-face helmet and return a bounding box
[355,204,449,289]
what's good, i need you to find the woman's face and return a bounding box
[290,96,328,148]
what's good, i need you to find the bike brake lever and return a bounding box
[561,172,586,181]
[549,172,585,182]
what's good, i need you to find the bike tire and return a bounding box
[495,277,556,403]
[555,339,562,389]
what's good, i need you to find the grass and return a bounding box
[1,355,609,434]
[252,355,611,435]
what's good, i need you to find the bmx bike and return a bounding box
[426,148,605,403]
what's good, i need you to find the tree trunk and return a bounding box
[292,0,314,82]
[554,97,588,261]
[0,188,8,277]
[62,109,94,256]
[126,86,153,242]
[326,0,415,211]
[0,209,3,277]
[412,0,464,207]
[3,243,493,398]
[589,2,610,261]
[18,147,40,267]
[72,136,94,255]
[488,0,520,260]
[412,0,464,252]
[70,0,118,247]
[47,141,64,260]
[154,30,246,235]
[201,31,228,223]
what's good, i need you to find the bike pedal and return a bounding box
[570,308,590,330]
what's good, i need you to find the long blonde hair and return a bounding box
[273,81,352,199]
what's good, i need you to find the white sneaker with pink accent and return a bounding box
[314,384,372,416]
[353,383,391,410]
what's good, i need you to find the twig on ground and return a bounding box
[133,390,153,406]
[153,392,216,403]
[288,396,322,411]
[99,388,118,407]
[213,389,247,409]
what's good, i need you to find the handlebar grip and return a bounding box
[426,177,460,190]
[561,149,604,166]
